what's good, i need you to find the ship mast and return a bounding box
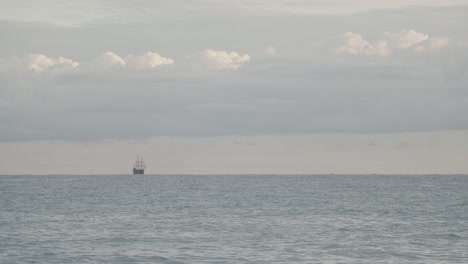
[141,156,146,169]
[134,155,146,170]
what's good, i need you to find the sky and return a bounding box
[1,0,468,174]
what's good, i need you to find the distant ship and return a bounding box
[133,156,146,175]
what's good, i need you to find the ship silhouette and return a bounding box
[133,155,146,174]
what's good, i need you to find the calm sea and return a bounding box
[1,175,467,263]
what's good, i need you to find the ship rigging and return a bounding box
[133,155,146,175]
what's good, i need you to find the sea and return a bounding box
[0,174,467,263]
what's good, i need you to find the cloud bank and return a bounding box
[0,25,466,142]
[336,29,451,57]
[0,49,255,76]
[0,51,176,74]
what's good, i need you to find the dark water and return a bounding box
[1,175,467,263]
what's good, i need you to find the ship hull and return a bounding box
[133,168,144,175]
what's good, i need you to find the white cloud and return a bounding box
[336,30,451,57]
[27,54,79,73]
[0,49,252,77]
[0,51,175,74]
[87,51,126,71]
[0,53,79,74]
[336,32,391,57]
[386,30,449,53]
[83,51,175,72]
[387,29,429,49]
[0,50,250,75]
[125,51,174,71]
[193,49,251,71]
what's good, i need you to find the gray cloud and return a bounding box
[1,44,467,141]
[0,3,467,142]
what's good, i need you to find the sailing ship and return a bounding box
[133,155,146,175]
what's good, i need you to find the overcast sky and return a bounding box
[1,0,467,174]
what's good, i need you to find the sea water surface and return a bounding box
[1,175,467,263]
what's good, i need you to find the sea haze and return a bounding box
[1,174,467,263]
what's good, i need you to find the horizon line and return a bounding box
[1,173,467,176]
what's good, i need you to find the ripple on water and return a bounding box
[0,174,467,263]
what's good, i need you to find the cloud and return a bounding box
[1,50,253,75]
[386,29,429,49]
[192,49,251,71]
[0,53,79,74]
[0,3,467,145]
[336,29,451,57]
[0,51,174,74]
[0,34,467,142]
[88,51,126,71]
[125,52,174,71]
[85,51,174,72]
[336,32,391,57]
[26,54,79,73]
[387,30,449,53]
